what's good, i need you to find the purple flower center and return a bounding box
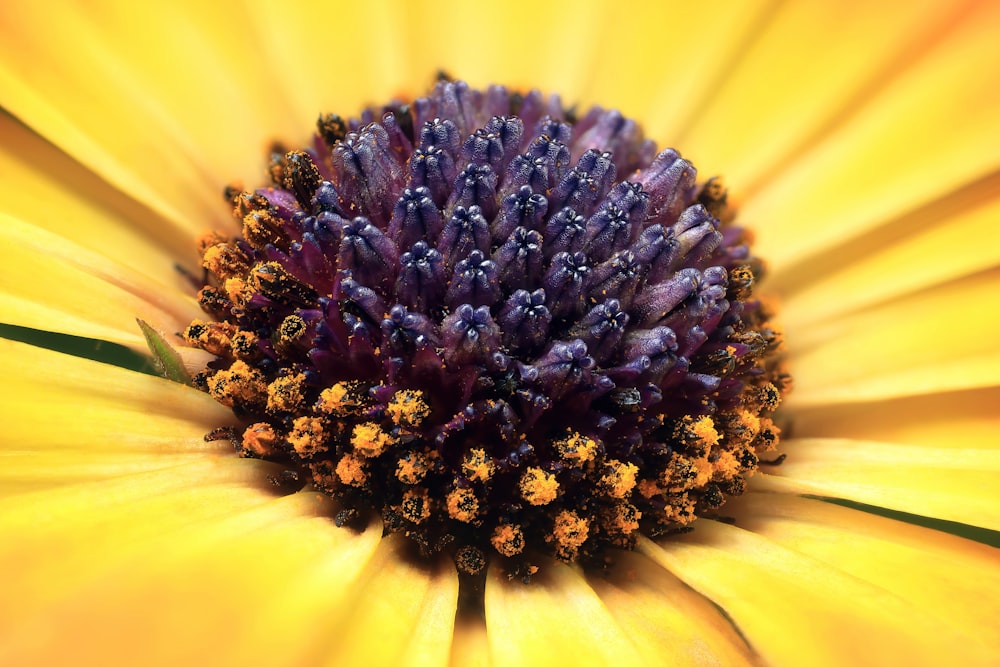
[186,80,789,578]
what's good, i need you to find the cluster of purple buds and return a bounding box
[187,80,788,576]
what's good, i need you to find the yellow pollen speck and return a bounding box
[600,460,638,499]
[386,389,431,428]
[519,467,559,506]
[491,524,525,557]
[554,432,599,467]
[446,487,480,523]
[288,416,327,458]
[316,381,367,417]
[351,422,394,458]
[336,454,367,487]
[240,422,278,457]
[266,373,307,414]
[461,448,496,482]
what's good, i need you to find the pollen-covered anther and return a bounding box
[599,460,639,499]
[266,373,308,414]
[400,488,432,524]
[350,422,395,458]
[461,448,496,483]
[336,453,368,487]
[386,390,431,429]
[288,416,327,458]
[184,320,234,356]
[206,360,266,409]
[602,502,642,537]
[395,449,431,484]
[240,422,278,458]
[519,467,560,506]
[550,510,590,560]
[553,432,599,467]
[446,487,481,523]
[455,545,486,576]
[316,381,369,417]
[491,524,526,558]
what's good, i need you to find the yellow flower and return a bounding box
[1,1,999,665]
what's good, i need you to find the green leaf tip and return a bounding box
[137,319,193,385]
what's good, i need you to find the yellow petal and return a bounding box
[682,1,971,191]
[0,112,193,274]
[786,269,1000,407]
[321,536,458,667]
[0,493,367,667]
[0,459,293,630]
[397,1,601,102]
[777,187,1000,328]
[738,1,1000,273]
[0,216,200,348]
[729,493,1000,655]
[641,521,995,667]
[0,449,213,497]
[790,387,1000,448]
[0,0,302,234]
[219,518,386,666]
[759,437,999,529]
[598,1,780,143]
[241,0,409,128]
[587,550,760,666]
[0,339,234,457]
[485,559,644,666]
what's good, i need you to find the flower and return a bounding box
[1,2,998,666]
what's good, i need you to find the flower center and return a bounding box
[182,80,789,578]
